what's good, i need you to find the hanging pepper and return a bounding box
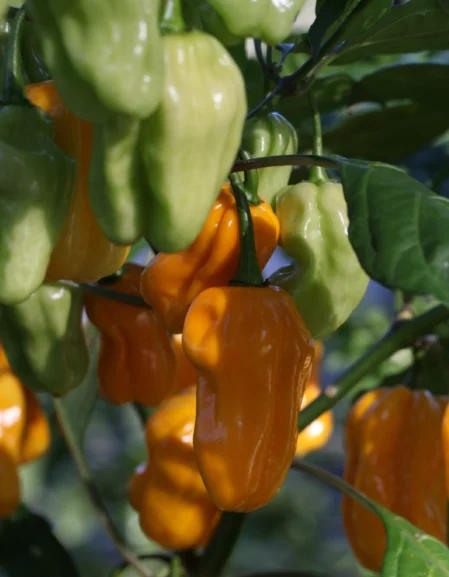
[0,284,89,397]
[183,177,314,512]
[295,343,333,458]
[201,0,306,45]
[275,180,369,339]
[342,386,448,573]
[0,9,75,305]
[128,387,221,550]
[185,0,241,46]
[141,182,279,334]
[24,81,130,283]
[0,345,51,517]
[89,22,247,251]
[84,264,178,407]
[242,112,298,207]
[28,0,163,122]
[172,334,197,393]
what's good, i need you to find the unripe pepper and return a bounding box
[242,112,298,207]
[140,183,280,334]
[128,387,221,550]
[28,0,163,122]
[275,180,369,339]
[202,0,306,45]
[342,386,448,573]
[84,264,178,407]
[24,81,130,283]
[90,30,247,251]
[0,284,89,397]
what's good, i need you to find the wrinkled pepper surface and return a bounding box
[90,31,247,251]
[128,387,221,549]
[242,112,298,207]
[141,183,279,333]
[275,181,369,339]
[204,0,306,45]
[0,345,50,517]
[25,81,130,283]
[0,284,89,397]
[28,0,163,122]
[172,334,197,393]
[342,386,448,572]
[84,264,178,407]
[183,285,314,512]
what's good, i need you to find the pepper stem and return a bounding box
[308,91,328,184]
[2,7,28,106]
[229,173,264,287]
[238,149,261,205]
[160,0,186,34]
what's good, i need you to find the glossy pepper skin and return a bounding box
[172,334,197,393]
[0,101,75,304]
[242,112,298,207]
[0,284,89,397]
[84,264,178,407]
[128,387,221,549]
[183,285,314,512]
[140,183,280,334]
[275,181,369,339]
[0,347,50,517]
[24,81,130,283]
[28,0,163,122]
[204,0,306,45]
[342,386,448,573]
[90,31,247,251]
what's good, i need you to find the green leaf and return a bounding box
[337,158,449,304]
[0,506,79,577]
[308,0,360,58]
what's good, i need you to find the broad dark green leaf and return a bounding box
[334,0,449,63]
[336,0,392,46]
[308,0,359,58]
[337,158,449,303]
[437,0,449,14]
[0,507,79,577]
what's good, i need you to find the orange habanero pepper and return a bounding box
[128,387,221,550]
[141,183,280,334]
[25,81,130,283]
[183,285,314,512]
[84,263,178,406]
[172,334,197,393]
[342,386,448,573]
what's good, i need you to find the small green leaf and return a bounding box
[337,158,449,304]
[308,0,359,58]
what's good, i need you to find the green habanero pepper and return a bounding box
[28,0,163,122]
[185,0,241,46]
[242,112,298,207]
[274,180,370,339]
[0,9,75,305]
[204,0,306,45]
[90,29,247,252]
[0,284,89,397]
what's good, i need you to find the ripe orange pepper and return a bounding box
[128,387,221,549]
[296,342,333,458]
[172,334,197,393]
[141,183,280,334]
[183,285,314,512]
[84,263,178,406]
[25,81,130,283]
[0,347,51,517]
[342,386,448,572]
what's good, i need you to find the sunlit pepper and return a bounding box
[141,183,279,334]
[128,387,221,549]
[84,263,178,407]
[172,334,197,393]
[25,81,130,283]
[342,386,448,572]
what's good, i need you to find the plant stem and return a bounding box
[229,174,264,287]
[307,92,327,184]
[53,400,153,577]
[60,280,152,310]
[238,149,261,205]
[232,154,338,173]
[193,513,246,577]
[160,0,186,34]
[2,7,28,105]
[298,304,449,431]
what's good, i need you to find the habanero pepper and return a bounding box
[183,177,314,512]
[140,182,279,334]
[342,386,448,573]
[84,264,178,407]
[128,387,221,550]
[172,334,197,393]
[25,81,130,283]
